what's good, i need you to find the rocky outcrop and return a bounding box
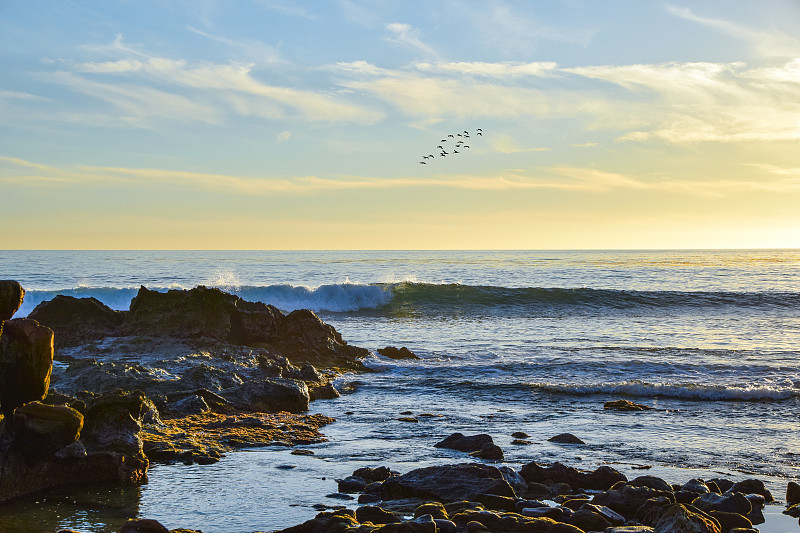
[520,462,627,491]
[382,463,516,502]
[0,280,25,320]
[377,346,420,360]
[604,399,653,411]
[0,318,54,416]
[653,504,721,533]
[224,378,310,413]
[29,295,123,347]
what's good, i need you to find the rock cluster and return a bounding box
[272,460,774,533]
[0,281,148,502]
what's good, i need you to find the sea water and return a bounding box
[1,250,799,533]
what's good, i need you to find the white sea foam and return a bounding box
[533,380,799,401]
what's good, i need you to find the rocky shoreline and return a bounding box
[2,280,799,533]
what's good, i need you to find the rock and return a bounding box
[708,510,752,533]
[592,484,675,516]
[356,505,402,524]
[0,318,54,416]
[709,478,734,493]
[353,466,395,483]
[692,493,751,516]
[382,463,516,501]
[607,527,655,533]
[28,296,123,348]
[416,502,448,519]
[435,432,494,453]
[227,299,282,345]
[654,504,721,533]
[55,440,87,459]
[604,399,653,411]
[224,378,309,413]
[787,481,800,507]
[569,508,612,531]
[378,346,420,360]
[727,479,774,502]
[373,514,437,532]
[580,503,626,525]
[682,479,711,494]
[469,443,504,461]
[119,519,170,533]
[498,466,528,495]
[743,494,765,525]
[520,461,627,490]
[635,496,674,526]
[11,401,83,458]
[0,280,24,320]
[511,431,529,438]
[548,433,584,444]
[269,308,369,369]
[338,476,368,493]
[474,493,517,512]
[629,475,673,492]
[169,394,210,415]
[784,503,800,518]
[82,389,158,456]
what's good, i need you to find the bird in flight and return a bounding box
[418,128,484,164]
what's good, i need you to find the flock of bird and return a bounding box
[419,128,483,164]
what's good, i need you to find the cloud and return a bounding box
[186,26,285,65]
[415,61,559,78]
[667,5,800,58]
[276,131,292,142]
[490,134,550,154]
[385,23,437,58]
[255,0,315,19]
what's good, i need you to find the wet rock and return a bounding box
[11,401,83,458]
[692,493,752,516]
[469,443,504,461]
[415,502,448,519]
[654,503,721,533]
[635,496,674,526]
[382,463,516,501]
[435,432,494,453]
[224,378,309,413]
[708,510,752,533]
[743,494,765,525]
[580,503,626,525]
[82,389,158,456]
[474,493,517,512]
[592,484,675,516]
[498,466,528,495]
[548,433,584,444]
[338,476,368,493]
[569,508,612,532]
[727,479,774,502]
[607,527,655,533]
[629,475,673,492]
[604,399,653,411]
[787,481,800,507]
[520,461,627,490]
[0,318,54,416]
[119,518,171,533]
[511,431,529,438]
[169,394,210,415]
[709,478,735,493]
[0,280,24,320]
[682,479,711,494]
[378,346,420,360]
[356,505,402,524]
[354,466,395,483]
[227,299,282,345]
[28,296,123,348]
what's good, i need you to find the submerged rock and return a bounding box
[604,399,653,411]
[378,346,420,360]
[548,433,585,444]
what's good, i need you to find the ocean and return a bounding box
[1,249,799,533]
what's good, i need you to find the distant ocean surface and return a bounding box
[2,249,799,533]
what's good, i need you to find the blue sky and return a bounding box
[1,1,799,249]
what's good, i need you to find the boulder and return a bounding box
[520,461,627,490]
[604,399,653,411]
[224,378,310,413]
[682,479,711,494]
[119,519,170,533]
[356,505,403,525]
[654,504,721,533]
[788,481,800,507]
[81,389,158,456]
[635,496,674,526]
[228,299,282,345]
[435,433,494,453]
[726,479,774,502]
[708,510,752,533]
[692,493,751,516]
[548,433,584,444]
[0,318,54,416]
[11,401,83,459]
[0,280,24,320]
[28,296,123,347]
[378,346,420,360]
[592,484,675,516]
[569,508,612,532]
[382,463,516,502]
[629,475,673,492]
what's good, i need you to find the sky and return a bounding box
[1,0,799,250]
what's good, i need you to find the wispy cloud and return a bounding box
[385,23,437,58]
[186,26,285,65]
[667,4,800,58]
[415,61,558,78]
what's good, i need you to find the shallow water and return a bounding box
[1,249,799,531]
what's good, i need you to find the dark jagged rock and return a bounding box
[11,401,83,459]
[629,475,673,492]
[592,484,675,516]
[548,433,584,444]
[604,399,653,411]
[0,318,54,416]
[787,481,800,507]
[28,295,123,348]
[224,378,310,413]
[119,518,170,533]
[0,280,24,320]
[635,496,674,526]
[382,463,516,502]
[709,510,752,533]
[435,432,494,453]
[653,504,721,533]
[356,505,403,524]
[353,466,395,483]
[569,508,612,531]
[682,479,711,494]
[82,389,158,456]
[228,299,282,345]
[520,461,626,490]
[378,346,420,360]
[727,479,774,502]
[692,493,752,515]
